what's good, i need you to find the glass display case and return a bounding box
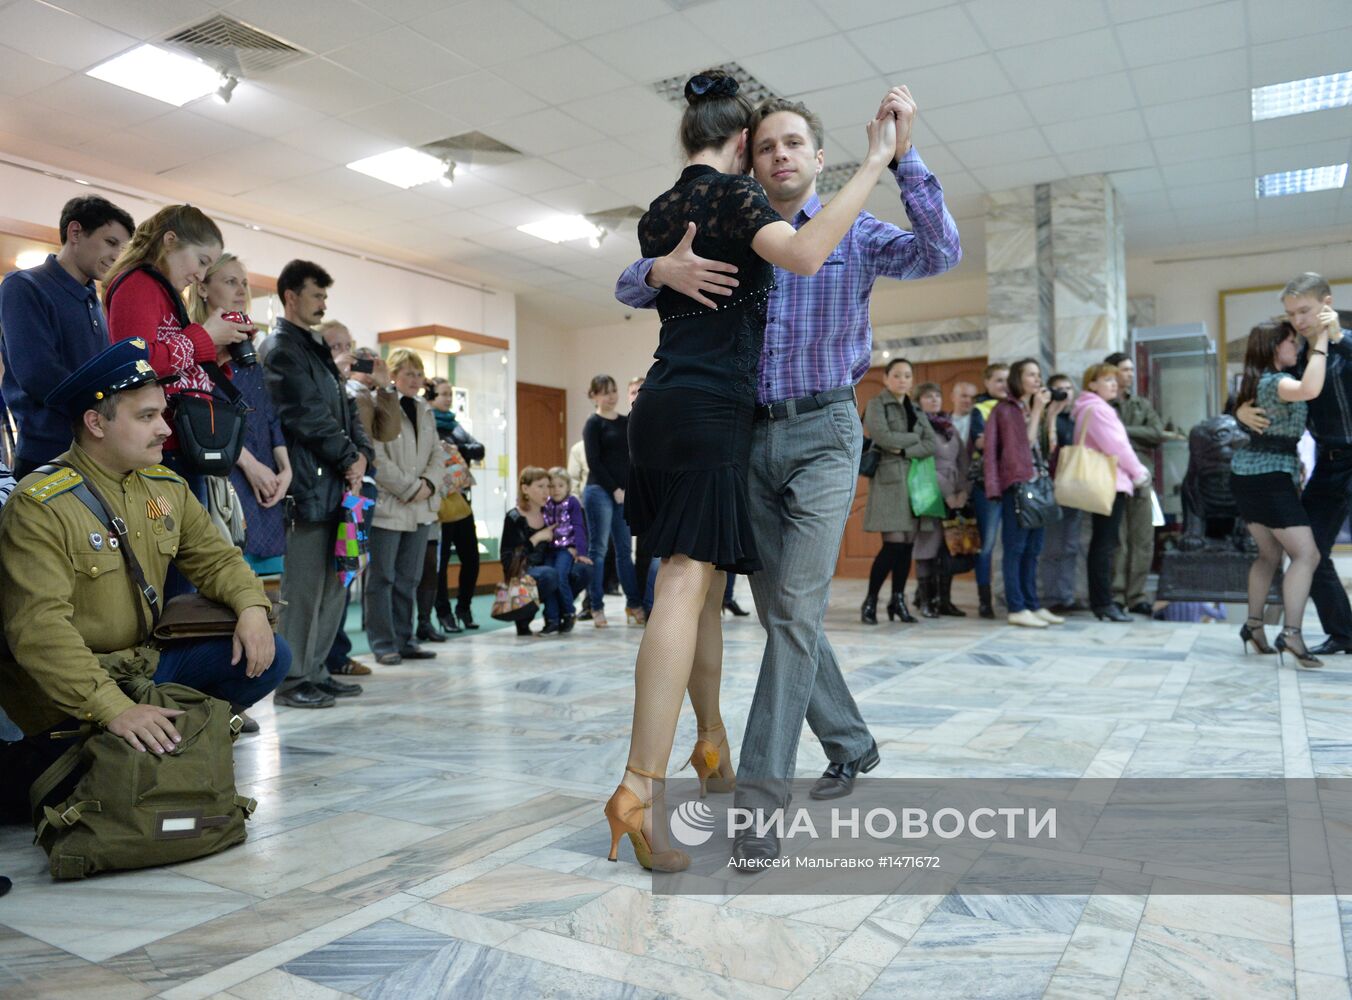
[1131,323,1216,518]
[377,325,511,568]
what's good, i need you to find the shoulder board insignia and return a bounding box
[137,464,186,483]
[24,468,82,503]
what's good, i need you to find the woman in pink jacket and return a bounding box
[1072,363,1153,621]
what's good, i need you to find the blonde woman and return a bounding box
[365,348,445,665]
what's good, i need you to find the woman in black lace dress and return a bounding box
[605,70,895,871]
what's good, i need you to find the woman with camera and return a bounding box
[983,357,1061,628]
[1070,364,1151,622]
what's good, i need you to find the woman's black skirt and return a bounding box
[1230,470,1309,529]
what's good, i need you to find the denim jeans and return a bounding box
[528,564,560,623]
[154,634,292,708]
[1038,506,1082,607]
[545,549,575,623]
[582,484,639,612]
[972,487,1001,587]
[999,487,1045,613]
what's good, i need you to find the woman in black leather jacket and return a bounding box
[421,378,486,634]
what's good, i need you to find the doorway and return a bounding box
[516,382,567,471]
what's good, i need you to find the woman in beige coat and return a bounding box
[861,358,937,624]
[365,348,446,664]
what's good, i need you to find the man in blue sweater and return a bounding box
[0,195,134,477]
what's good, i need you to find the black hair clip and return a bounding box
[685,74,739,102]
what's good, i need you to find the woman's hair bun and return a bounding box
[684,72,739,105]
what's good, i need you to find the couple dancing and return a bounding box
[604,70,961,870]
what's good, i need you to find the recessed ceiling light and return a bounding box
[1252,71,1352,121]
[15,250,47,269]
[346,148,448,189]
[1254,163,1348,198]
[517,215,603,244]
[86,44,221,106]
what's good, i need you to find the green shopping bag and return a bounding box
[908,456,947,519]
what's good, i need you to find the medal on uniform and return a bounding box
[146,495,172,520]
[164,515,175,532]
[109,536,120,550]
[89,531,103,551]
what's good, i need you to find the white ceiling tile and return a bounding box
[289,165,392,203]
[359,222,453,252]
[848,7,989,74]
[466,228,552,254]
[421,210,503,239]
[791,78,889,133]
[515,0,671,39]
[1254,138,1352,176]
[340,98,470,148]
[1109,167,1166,193]
[907,143,966,178]
[221,0,393,54]
[1250,27,1352,86]
[409,2,564,65]
[0,0,136,71]
[1143,92,1250,139]
[483,107,605,157]
[949,128,1051,169]
[549,140,658,180]
[817,0,952,30]
[42,0,214,39]
[1247,0,1352,45]
[1166,177,1256,208]
[353,188,448,223]
[1251,108,1352,152]
[965,0,1108,47]
[923,94,1033,143]
[0,44,70,97]
[494,45,634,104]
[32,73,171,129]
[558,86,680,134]
[969,156,1065,191]
[225,138,336,182]
[1114,2,1247,67]
[415,72,546,128]
[259,58,398,117]
[1152,124,1253,166]
[612,122,683,165]
[279,117,391,164]
[899,55,1014,111]
[327,27,474,93]
[122,109,256,158]
[683,0,837,55]
[536,181,637,215]
[476,159,583,196]
[601,164,684,206]
[77,128,197,172]
[1129,50,1249,106]
[1022,73,1137,126]
[1160,155,1255,187]
[994,29,1125,89]
[1106,0,1228,23]
[348,0,452,23]
[1042,111,1148,155]
[239,179,346,216]
[185,84,316,139]
[419,169,516,209]
[155,157,274,197]
[0,98,94,151]
[580,15,732,83]
[1057,142,1157,176]
[311,203,390,232]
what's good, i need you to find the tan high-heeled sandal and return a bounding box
[604,765,689,872]
[687,726,735,796]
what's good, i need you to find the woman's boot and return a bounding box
[937,573,966,617]
[978,583,994,620]
[860,595,879,625]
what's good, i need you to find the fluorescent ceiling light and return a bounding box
[87,44,221,107]
[1252,71,1352,121]
[1254,163,1348,198]
[517,215,603,244]
[434,337,462,354]
[346,147,448,189]
[15,250,47,270]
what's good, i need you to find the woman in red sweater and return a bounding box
[103,204,254,498]
[984,357,1062,629]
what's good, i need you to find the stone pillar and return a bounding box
[984,175,1126,379]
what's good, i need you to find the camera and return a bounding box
[220,312,257,367]
[1049,388,1069,402]
[351,357,375,374]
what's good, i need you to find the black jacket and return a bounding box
[501,508,550,572]
[264,318,374,523]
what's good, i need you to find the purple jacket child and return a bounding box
[543,494,589,553]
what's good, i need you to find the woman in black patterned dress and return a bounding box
[604,70,896,871]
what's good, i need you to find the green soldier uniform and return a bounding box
[0,443,271,735]
[1112,390,1167,609]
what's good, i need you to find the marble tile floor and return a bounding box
[5,578,1352,999]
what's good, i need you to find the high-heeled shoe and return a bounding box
[887,593,916,623]
[1239,617,1275,655]
[1276,627,1322,669]
[626,607,647,626]
[604,766,690,872]
[685,727,736,798]
[861,595,878,625]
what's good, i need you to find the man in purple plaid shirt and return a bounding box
[616,87,961,864]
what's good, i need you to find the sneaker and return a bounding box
[1033,608,1065,625]
[1008,610,1048,628]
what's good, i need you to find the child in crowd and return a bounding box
[543,468,591,634]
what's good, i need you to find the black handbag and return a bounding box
[1012,455,1061,530]
[106,266,250,476]
[859,440,880,478]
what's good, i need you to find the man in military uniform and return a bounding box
[0,339,288,817]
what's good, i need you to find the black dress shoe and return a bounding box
[1093,604,1133,622]
[541,620,560,635]
[1309,637,1352,655]
[723,599,751,617]
[398,646,436,660]
[576,608,593,622]
[810,740,880,800]
[457,606,480,629]
[275,682,336,708]
[1128,602,1153,615]
[731,831,780,870]
[315,677,362,698]
[559,615,576,634]
[416,621,447,643]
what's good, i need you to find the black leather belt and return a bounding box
[1247,434,1300,455]
[1320,445,1352,462]
[755,385,857,422]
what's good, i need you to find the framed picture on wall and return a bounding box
[1219,277,1352,400]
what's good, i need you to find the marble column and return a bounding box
[984,175,1127,378]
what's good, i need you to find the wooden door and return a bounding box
[835,357,987,577]
[516,382,567,471]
